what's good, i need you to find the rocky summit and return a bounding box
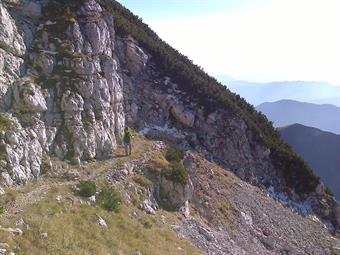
[0,0,340,254]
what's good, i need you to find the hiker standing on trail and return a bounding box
[123,127,132,156]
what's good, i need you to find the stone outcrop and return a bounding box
[156,174,194,210]
[0,2,25,56]
[0,0,124,186]
[0,1,25,110]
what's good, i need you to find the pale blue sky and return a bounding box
[119,0,263,19]
[118,0,340,85]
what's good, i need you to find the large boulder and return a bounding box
[170,103,195,128]
[0,122,47,185]
[0,2,25,110]
[125,36,148,75]
[157,175,194,210]
[0,2,25,56]
[13,78,47,113]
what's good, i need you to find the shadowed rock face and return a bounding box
[155,175,194,210]
[0,0,339,234]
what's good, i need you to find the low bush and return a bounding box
[78,181,96,197]
[0,188,18,206]
[165,147,184,162]
[163,161,188,185]
[0,113,16,132]
[0,144,6,161]
[96,187,121,212]
[142,220,152,229]
[40,155,52,175]
[133,175,152,188]
[325,187,334,196]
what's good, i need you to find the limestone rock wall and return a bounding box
[0,0,125,190]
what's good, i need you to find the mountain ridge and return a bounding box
[256,100,340,134]
[218,77,340,106]
[279,123,340,201]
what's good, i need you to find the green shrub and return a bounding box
[0,144,6,161]
[40,154,52,175]
[0,189,17,205]
[78,181,96,197]
[270,145,319,194]
[96,187,121,212]
[133,175,152,188]
[165,147,184,162]
[0,113,16,132]
[163,162,188,185]
[142,220,152,229]
[325,187,334,196]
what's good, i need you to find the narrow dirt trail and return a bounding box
[0,135,154,220]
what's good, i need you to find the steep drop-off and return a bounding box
[279,124,340,201]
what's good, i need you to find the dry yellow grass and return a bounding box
[1,186,201,254]
[0,135,202,255]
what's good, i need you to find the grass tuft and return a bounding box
[165,147,184,162]
[133,175,153,189]
[78,181,96,197]
[162,161,188,185]
[96,187,121,212]
[142,220,153,229]
[0,113,16,132]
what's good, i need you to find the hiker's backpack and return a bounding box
[123,131,131,143]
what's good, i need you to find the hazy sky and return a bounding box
[119,0,340,85]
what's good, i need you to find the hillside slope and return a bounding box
[0,0,322,205]
[0,0,339,251]
[257,100,340,134]
[0,135,339,254]
[279,124,340,201]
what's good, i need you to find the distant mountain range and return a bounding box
[256,100,340,134]
[310,97,340,107]
[279,124,340,200]
[218,76,340,200]
[217,77,340,106]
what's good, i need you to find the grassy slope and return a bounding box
[0,136,338,254]
[0,135,201,255]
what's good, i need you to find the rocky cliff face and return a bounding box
[0,0,125,189]
[0,0,339,233]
